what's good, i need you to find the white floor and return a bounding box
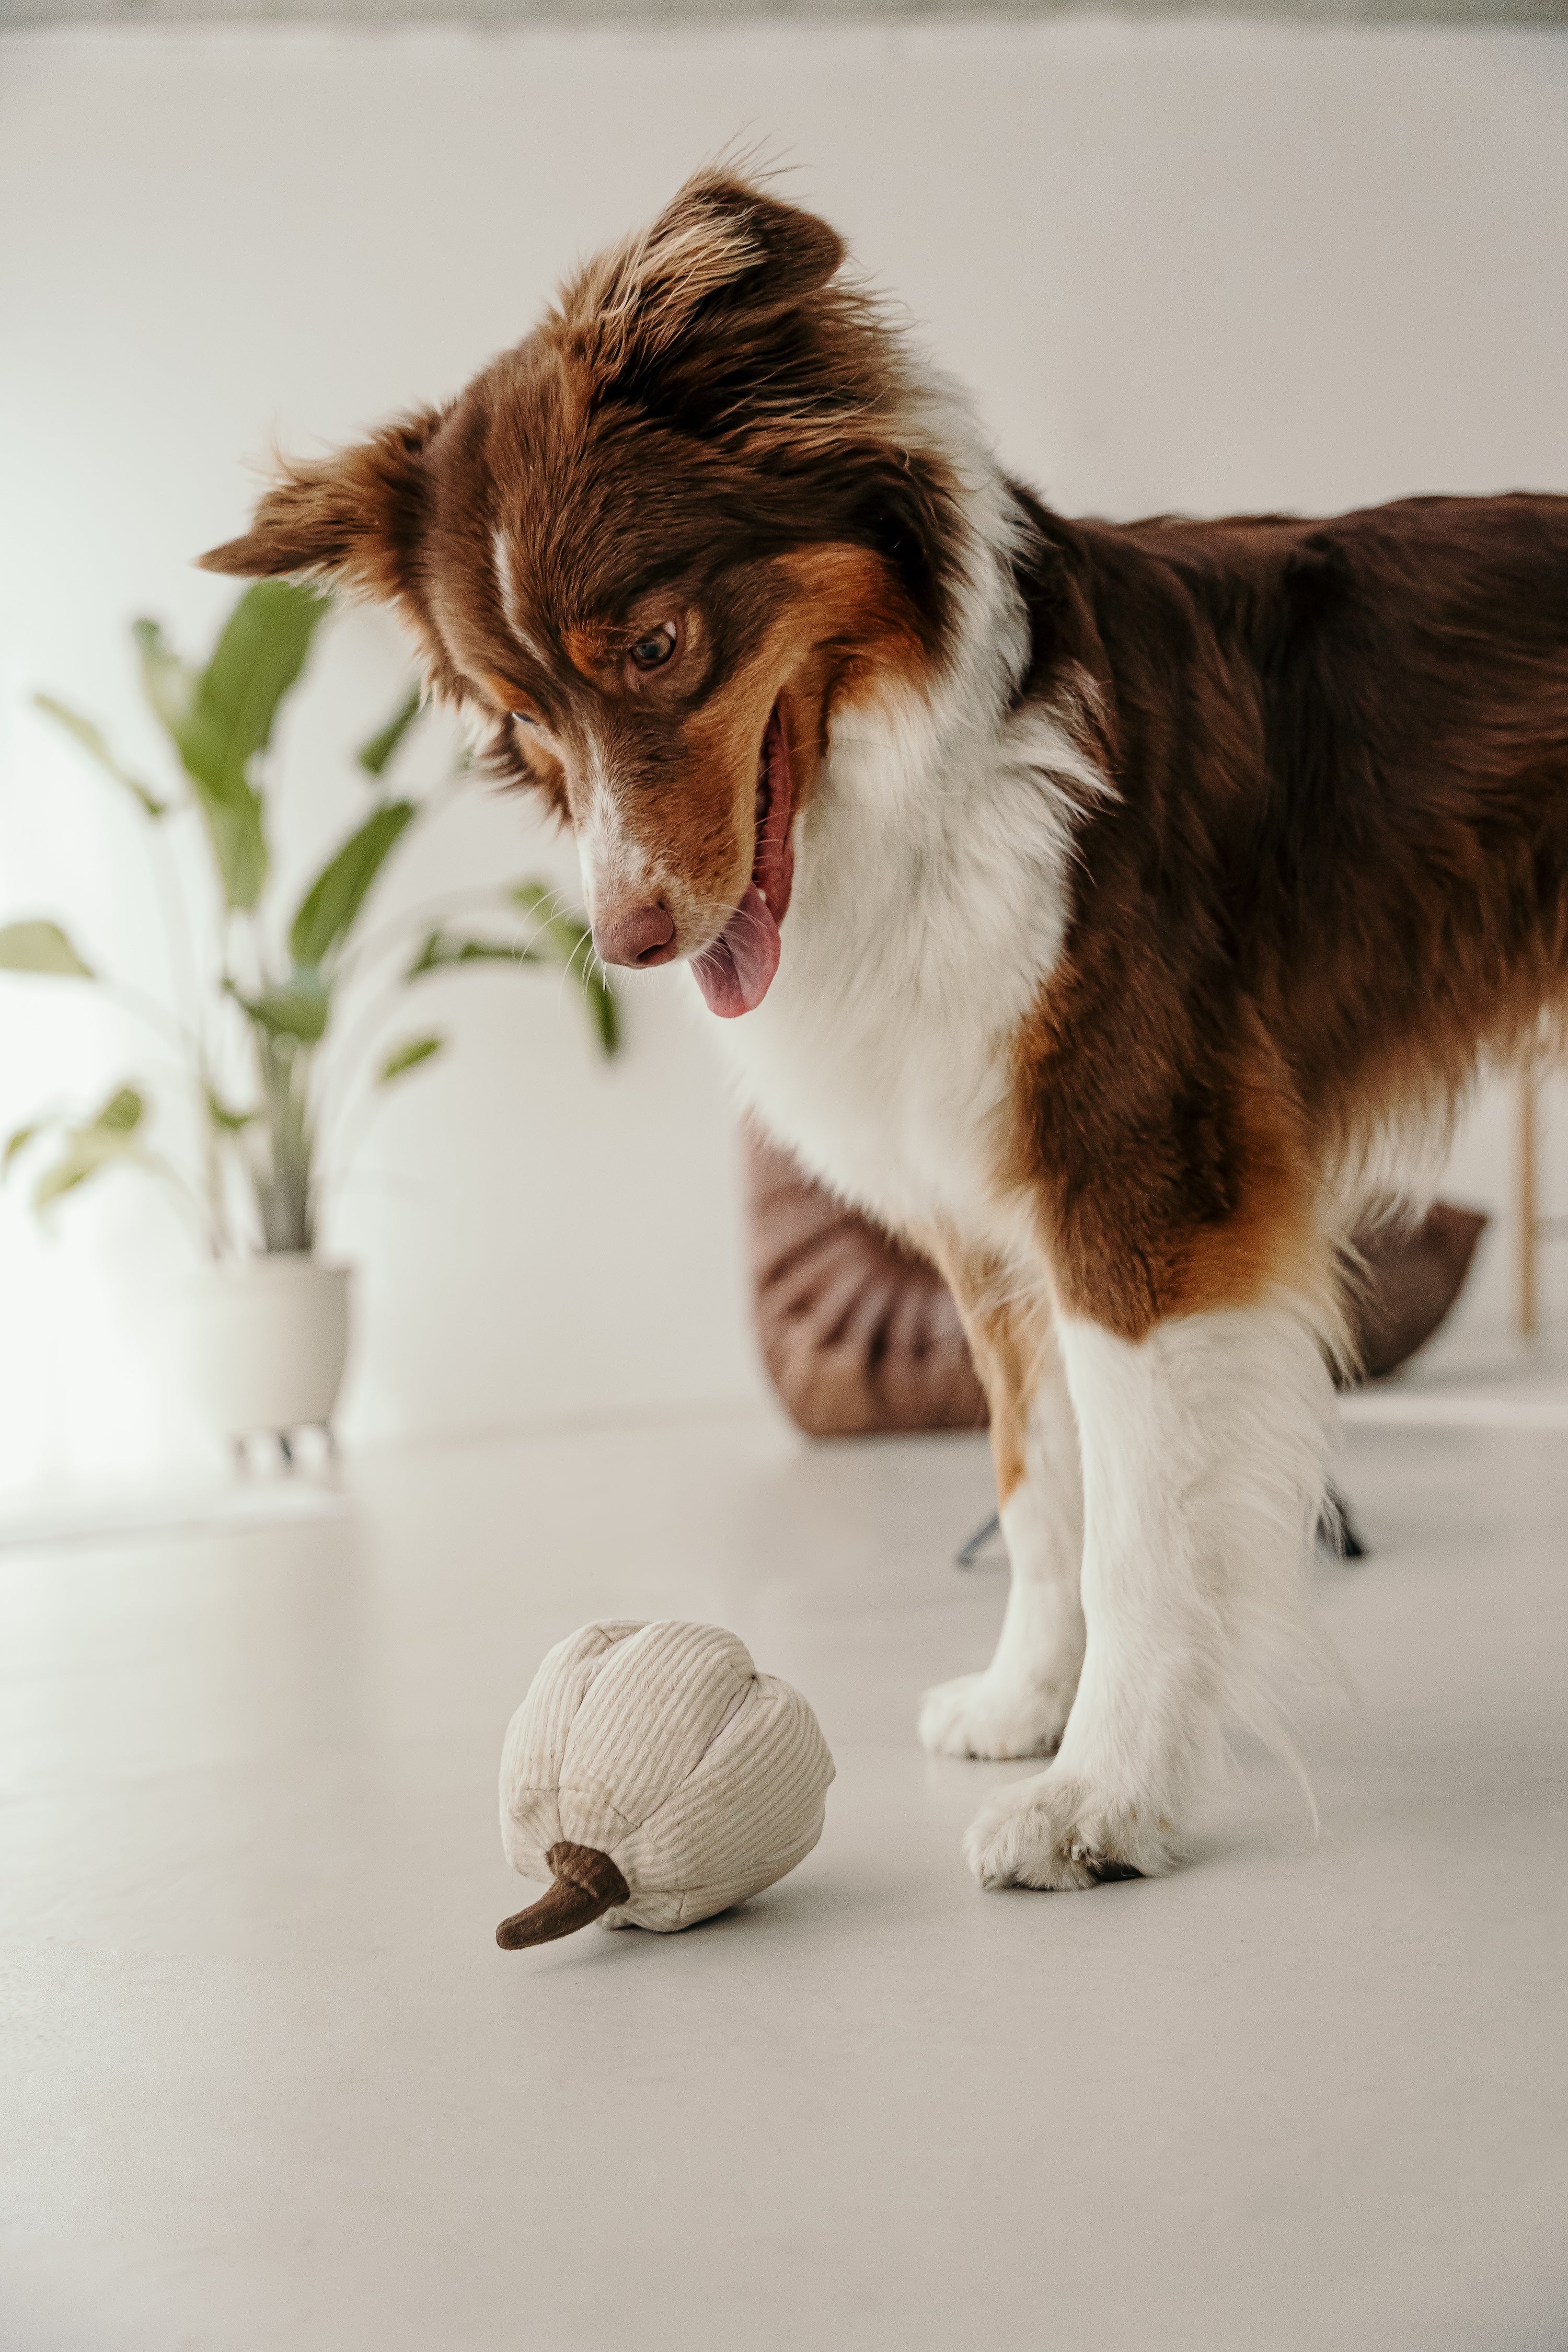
[3,1400,1566,2352]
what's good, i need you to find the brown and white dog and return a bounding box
[202,172,1568,1893]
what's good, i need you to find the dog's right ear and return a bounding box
[568,171,846,373]
[197,407,445,604]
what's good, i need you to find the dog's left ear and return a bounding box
[196,406,446,605]
[573,171,846,368]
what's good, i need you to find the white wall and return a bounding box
[2,16,1566,1486]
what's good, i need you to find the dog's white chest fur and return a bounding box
[705,596,1101,1256]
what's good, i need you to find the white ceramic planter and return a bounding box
[183,1254,352,1442]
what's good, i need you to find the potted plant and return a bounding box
[2,582,617,1458]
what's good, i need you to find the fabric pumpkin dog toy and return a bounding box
[497,1619,835,1949]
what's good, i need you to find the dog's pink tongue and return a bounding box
[693,883,780,1019]
[693,707,793,1020]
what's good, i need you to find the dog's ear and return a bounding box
[197,407,445,602]
[572,172,846,368]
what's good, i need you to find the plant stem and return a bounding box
[251,1029,315,1253]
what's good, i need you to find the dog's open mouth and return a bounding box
[691,702,795,1020]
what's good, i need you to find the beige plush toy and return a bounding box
[496,1619,835,1949]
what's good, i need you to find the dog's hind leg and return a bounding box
[918,1256,1086,1760]
[962,1293,1335,1889]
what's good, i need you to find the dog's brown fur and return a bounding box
[997,493,1568,1336]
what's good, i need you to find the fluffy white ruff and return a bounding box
[704,378,1104,1259]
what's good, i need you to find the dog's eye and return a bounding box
[509,710,536,728]
[628,623,677,673]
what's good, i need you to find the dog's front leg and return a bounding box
[918,1259,1086,1760]
[963,1298,1334,1889]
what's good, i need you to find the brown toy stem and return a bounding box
[495,1841,631,1951]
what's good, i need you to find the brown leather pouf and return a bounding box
[747,1130,1488,1438]
[746,1133,986,1436]
[1348,1203,1490,1383]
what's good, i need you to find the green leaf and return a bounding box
[581,964,619,1057]
[509,883,593,969]
[378,1033,445,1085]
[0,919,95,978]
[290,799,417,970]
[191,581,327,779]
[32,695,168,817]
[405,927,542,981]
[30,1085,147,1211]
[406,894,619,1056]
[132,617,196,741]
[357,686,423,780]
[96,1086,144,1134]
[229,968,331,1045]
[510,882,619,1058]
[204,1086,256,1134]
[154,583,328,909]
[3,1121,44,1178]
[34,1143,126,1209]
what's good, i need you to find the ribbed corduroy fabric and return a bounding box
[499,1621,835,1934]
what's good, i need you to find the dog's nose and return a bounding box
[594,901,678,969]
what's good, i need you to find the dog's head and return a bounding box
[199,172,963,1015]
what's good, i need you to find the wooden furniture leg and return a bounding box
[1519,1066,1539,1339]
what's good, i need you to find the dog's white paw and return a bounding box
[962,1768,1179,1891]
[918,1669,1075,1760]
